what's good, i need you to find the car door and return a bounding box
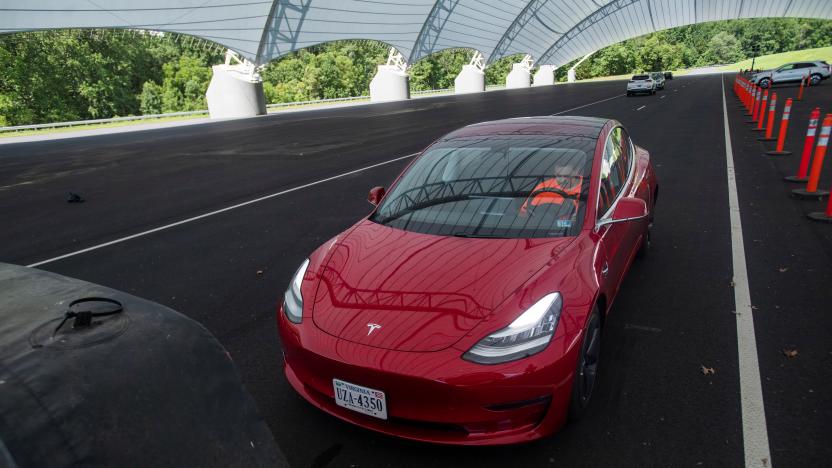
[773,64,798,83]
[796,63,817,81]
[595,127,631,300]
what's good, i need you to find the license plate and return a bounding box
[333,379,387,420]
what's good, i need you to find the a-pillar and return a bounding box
[455,51,486,94]
[533,65,556,86]
[206,50,267,119]
[506,54,534,89]
[370,48,410,102]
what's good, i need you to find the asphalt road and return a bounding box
[1,75,830,467]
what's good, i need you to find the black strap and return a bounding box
[53,297,124,336]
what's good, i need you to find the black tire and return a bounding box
[810,73,822,86]
[626,91,632,96]
[759,78,771,89]
[637,226,651,259]
[568,306,602,421]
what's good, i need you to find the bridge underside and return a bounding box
[2,1,830,67]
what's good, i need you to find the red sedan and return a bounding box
[278,116,658,445]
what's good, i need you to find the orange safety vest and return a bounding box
[520,177,582,215]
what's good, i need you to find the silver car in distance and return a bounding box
[626,74,656,96]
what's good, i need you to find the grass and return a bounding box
[713,46,832,72]
[583,46,832,80]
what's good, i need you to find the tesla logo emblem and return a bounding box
[366,323,382,336]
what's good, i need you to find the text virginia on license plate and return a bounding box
[333,378,387,420]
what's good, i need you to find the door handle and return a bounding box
[601,262,609,277]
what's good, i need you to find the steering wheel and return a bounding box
[524,188,579,219]
[527,187,579,200]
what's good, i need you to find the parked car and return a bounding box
[664,71,673,80]
[277,116,659,445]
[751,61,831,88]
[626,74,656,95]
[650,72,666,89]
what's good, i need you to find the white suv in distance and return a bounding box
[751,61,831,88]
[650,72,666,89]
[627,74,656,96]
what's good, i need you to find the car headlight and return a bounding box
[283,258,310,323]
[463,292,562,364]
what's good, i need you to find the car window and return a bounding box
[597,128,626,220]
[777,64,795,71]
[619,128,633,179]
[632,75,649,80]
[372,136,596,238]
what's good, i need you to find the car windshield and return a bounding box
[370,136,595,238]
[651,73,662,79]
[632,75,649,80]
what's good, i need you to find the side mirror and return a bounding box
[598,197,647,228]
[367,186,386,206]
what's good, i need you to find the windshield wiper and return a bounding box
[452,232,511,239]
[375,192,523,225]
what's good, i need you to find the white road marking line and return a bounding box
[660,95,667,99]
[550,93,623,115]
[27,92,626,268]
[721,77,773,468]
[26,153,419,267]
[636,105,647,111]
[623,323,662,333]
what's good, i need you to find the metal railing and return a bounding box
[0,86,502,134]
[0,110,209,133]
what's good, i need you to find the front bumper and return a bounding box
[277,308,581,445]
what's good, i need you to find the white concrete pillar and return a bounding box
[455,65,485,93]
[567,68,577,83]
[370,48,410,102]
[455,52,486,94]
[567,52,594,83]
[206,51,267,119]
[370,66,410,102]
[533,65,556,86]
[506,54,534,89]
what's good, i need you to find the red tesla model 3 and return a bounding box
[278,116,658,445]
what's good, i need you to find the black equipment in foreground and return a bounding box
[0,263,288,467]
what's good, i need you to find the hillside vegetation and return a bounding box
[2,18,831,126]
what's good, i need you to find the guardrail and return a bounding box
[0,86,495,134]
[0,110,209,133]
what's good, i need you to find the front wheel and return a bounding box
[810,73,822,86]
[637,226,651,258]
[758,78,771,89]
[569,306,602,421]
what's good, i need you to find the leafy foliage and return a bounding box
[0,30,220,125]
[2,18,831,125]
[573,18,832,80]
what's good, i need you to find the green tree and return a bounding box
[708,31,745,63]
[140,81,163,114]
[486,54,525,86]
[159,55,213,112]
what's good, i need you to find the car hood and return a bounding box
[311,220,574,352]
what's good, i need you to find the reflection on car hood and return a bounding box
[311,220,574,352]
